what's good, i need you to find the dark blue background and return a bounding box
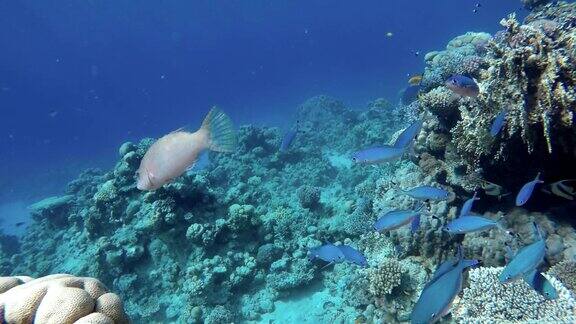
[0,1,525,201]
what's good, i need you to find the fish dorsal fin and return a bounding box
[170,126,190,134]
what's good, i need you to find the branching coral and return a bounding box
[367,259,404,297]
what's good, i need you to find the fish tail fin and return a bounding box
[201,107,237,153]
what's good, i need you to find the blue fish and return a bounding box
[425,257,478,289]
[411,247,477,324]
[308,244,345,264]
[523,269,558,300]
[374,207,422,233]
[279,122,300,152]
[394,120,423,149]
[352,146,406,164]
[444,215,506,235]
[400,186,450,201]
[337,245,368,267]
[490,110,507,137]
[515,173,544,206]
[445,74,480,97]
[460,192,479,216]
[499,223,545,283]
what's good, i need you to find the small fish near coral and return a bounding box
[136,107,237,191]
[308,243,367,267]
[444,215,509,235]
[460,192,479,216]
[399,186,450,201]
[489,109,507,137]
[374,206,423,234]
[411,247,478,324]
[515,173,544,206]
[279,121,301,152]
[352,146,406,164]
[444,74,480,97]
[499,223,545,284]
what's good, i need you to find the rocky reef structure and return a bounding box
[417,1,576,192]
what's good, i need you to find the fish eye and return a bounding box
[352,157,357,162]
[452,79,457,84]
[430,313,436,319]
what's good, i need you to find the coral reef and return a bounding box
[415,2,576,192]
[2,4,576,321]
[453,267,576,323]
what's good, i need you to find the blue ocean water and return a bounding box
[0,1,522,204]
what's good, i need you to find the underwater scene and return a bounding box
[2,0,576,323]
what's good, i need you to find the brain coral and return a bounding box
[0,274,129,324]
[453,267,576,323]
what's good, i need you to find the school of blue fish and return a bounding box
[280,75,563,323]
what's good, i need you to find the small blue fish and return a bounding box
[308,244,345,264]
[374,207,422,233]
[490,110,507,137]
[400,186,450,201]
[445,74,480,97]
[460,192,479,216]
[523,269,558,300]
[279,122,300,152]
[352,146,406,164]
[515,173,544,206]
[444,215,505,235]
[499,223,545,283]
[411,247,477,324]
[394,120,423,149]
[337,245,368,267]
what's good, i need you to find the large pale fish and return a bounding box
[411,247,477,324]
[515,173,544,206]
[136,107,237,191]
[499,223,545,283]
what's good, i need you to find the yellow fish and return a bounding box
[408,75,423,86]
